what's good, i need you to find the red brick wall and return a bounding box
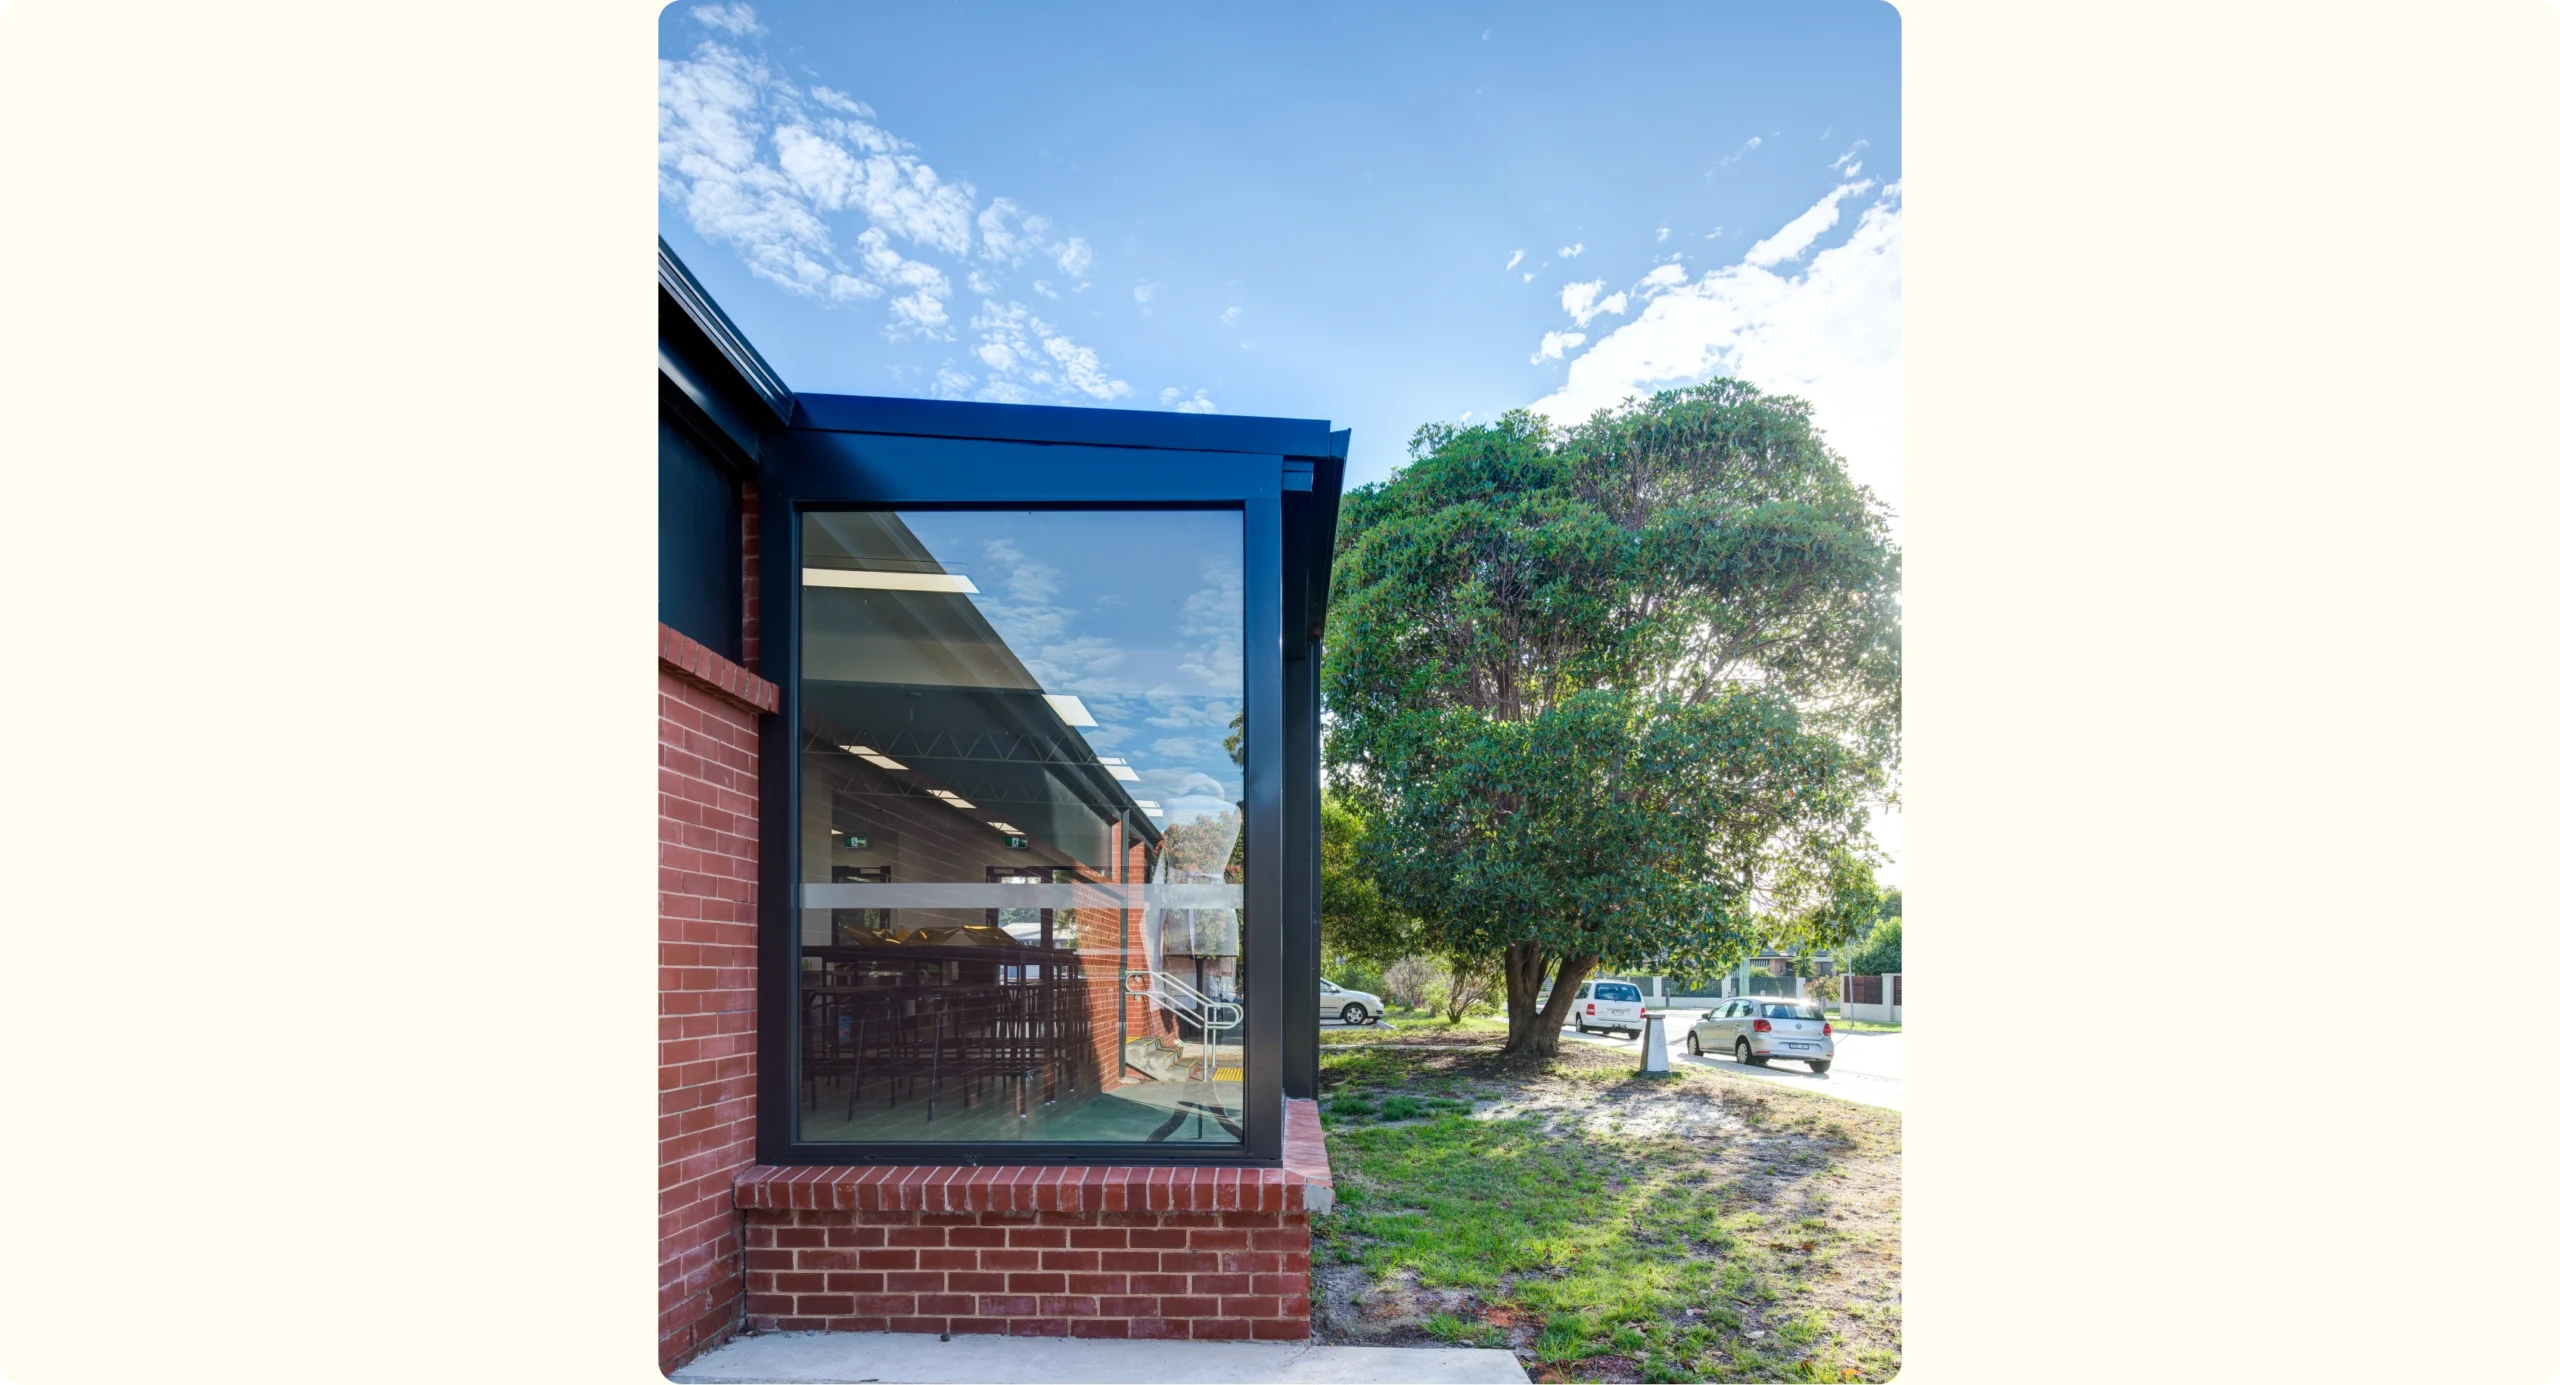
[733,1110,1333,1341]
[660,625,779,1372]
[742,1206,1311,1340]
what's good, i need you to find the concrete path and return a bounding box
[1561,1009,1904,1111]
[674,1331,1530,1384]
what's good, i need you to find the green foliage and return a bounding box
[1324,381,1900,1048]
[1849,916,1901,975]
[1320,792,1420,967]
[1363,688,1864,977]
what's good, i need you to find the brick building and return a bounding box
[656,243,1347,1372]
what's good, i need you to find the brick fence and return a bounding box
[659,625,778,1372]
[734,1099,1333,1341]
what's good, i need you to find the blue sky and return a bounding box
[658,0,1901,504]
[668,0,1902,884]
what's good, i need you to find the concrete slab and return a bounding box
[673,1330,1531,1384]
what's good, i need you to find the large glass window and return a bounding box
[795,509,1247,1146]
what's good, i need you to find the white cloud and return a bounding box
[658,29,1093,343]
[1046,334,1129,399]
[1706,226,1724,240]
[1174,561,1245,686]
[1053,236,1094,280]
[1558,243,1585,258]
[1219,305,1242,325]
[1144,698,1238,731]
[1639,262,1689,293]
[1160,388,1218,413]
[1830,139,1869,172]
[1156,772,1229,800]
[1133,282,1157,312]
[1557,280,1627,326]
[1530,330,1586,364]
[1656,226,1670,242]
[1529,183,1903,513]
[1742,181,1870,269]
[1504,249,1524,271]
[659,42,872,301]
[855,227,952,337]
[691,3,762,36]
[963,300,1133,404]
[966,268,1000,295]
[976,197,1052,265]
[1032,280,1059,300]
[1711,134,1762,172]
[769,120,976,256]
[808,85,871,118]
[1521,272,1535,284]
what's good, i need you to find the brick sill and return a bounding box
[736,1099,1333,1215]
[660,622,778,713]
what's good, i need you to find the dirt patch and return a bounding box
[1313,1039,1900,1382]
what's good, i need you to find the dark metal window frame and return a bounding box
[757,404,1306,1167]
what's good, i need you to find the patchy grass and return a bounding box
[1309,1040,1900,1383]
[1323,1009,1511,1045]
[1820,1017,1901,1034]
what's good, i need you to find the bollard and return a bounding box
[1640,1012,1672,1073]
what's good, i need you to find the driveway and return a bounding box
[1559,1007,1903,1110]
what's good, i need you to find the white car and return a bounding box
[1688,997,1834,1072]
[1319,977,1382,1026]
[1571,979,1650,1037]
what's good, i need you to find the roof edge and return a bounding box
[659,238,793,424]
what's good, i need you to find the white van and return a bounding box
[1570,978,1649,1037]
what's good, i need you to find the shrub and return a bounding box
[1383,955,1448,1010]
[1848,917,1901,975]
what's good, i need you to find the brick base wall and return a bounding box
[741,1206,1312,1340]
[734,1099,1332,1342]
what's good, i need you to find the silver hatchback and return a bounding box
[1688,998,1834,1072]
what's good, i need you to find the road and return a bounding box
[1559,1007,1903,1111]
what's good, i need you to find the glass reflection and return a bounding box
[796,510,1245,1144]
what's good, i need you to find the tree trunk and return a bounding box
[1501,948,1599,1058]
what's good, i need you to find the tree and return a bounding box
[1325,381,1900,1056]
[1319,792,1418,968]
[1849,915,1901,975]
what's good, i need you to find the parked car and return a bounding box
[1571,978,1650,1037]
[1688,997,1834,1072]
[1319,977,1383,1026]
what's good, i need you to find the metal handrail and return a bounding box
[1123,968,1242,1036]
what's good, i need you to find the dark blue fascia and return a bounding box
[791,391,1343,462]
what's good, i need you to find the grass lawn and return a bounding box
[1312,1034,1900,1383]
[1820,1017,1901,1035]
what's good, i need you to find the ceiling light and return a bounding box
[1042,693,1099,727]
[803,568,979,594]
[859,754,907,771]
[986,821,1024,835]
[1105,765,1141,781]
[928,789,978,810]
